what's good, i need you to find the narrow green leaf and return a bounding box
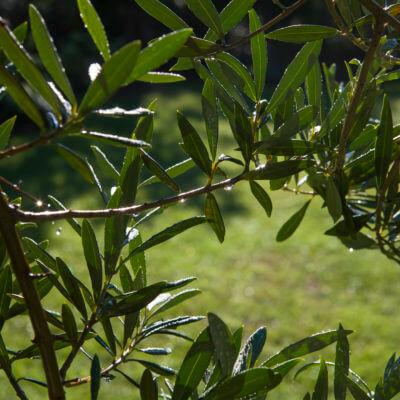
[128,230,146,285]
[346,376,371,400]
[326,177,342,222]
[313,359,328,400]
[0,333,10,370]
[91,354,101,400]
[250,181,272,217]
[91,145,120,181]
[202,79,218,160]
[172,328,214,400]
[141,369,158,400]
[61,303,78,343]
[216,52,257,102]
[0,116,16,151]
[249,9,267,100]
[208,313,236,377]
[0,265,12,323]
[177,111,212,176]
[23,237,56,271]
[152,289,201,317]
[78,0,110,60]
[202,368,282,400]
[138,72,185,83]
[176,37,221,57]
[126,29,192,84]
[29,5,76,105]
[101,316,116,355]
[263,329,353,367]
[205,194,225,243]
[305,62,322,113]
[55,144,94,184]
[56,257,87,319]
[243,160,313,181]
[170,57,193,72]
[273,359,303,378]
[276,200,311,242]
[79,40,141,116]
[266,25,338,43]
[334,324,349,400]
[135,0,189,31]
[13,22,28,43]
[48,195,82,236]
[0,24,61,119]
[375,94,393,189]
[204,0,257,41]
[255,138,327,156]
[184,0,224,41]
[130,359,175,376]
[233,326,267,374]
[266,41,322,113]
[234,103,253,163]
[141,150,180,192]
[81,219,103,300]
[0,65,45,130]
[123,217,206,263]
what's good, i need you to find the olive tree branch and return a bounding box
[0,176,41,204]
[334,22,384,176]
[12,175,245,222]
[359,0,400,33]
[0,189,65,400]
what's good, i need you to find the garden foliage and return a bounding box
[1,0,400,399]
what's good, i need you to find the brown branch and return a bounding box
[221,0,308,52]
[334,22,384,176]
[12,175,244,223]
[0,190,65,400]
[359,0,400,33]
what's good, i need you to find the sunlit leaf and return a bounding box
[250,181,272,217]
[205,194,225,243]
[0,116,16,151]
[266,25,338,43]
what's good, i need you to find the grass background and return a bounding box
[1,84,400,399]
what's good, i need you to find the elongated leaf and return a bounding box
[326,177,342,222]
[305,62,322,113]
[313,359,328,400]
[276,200,311,242]
[243,160,313,181]
[202,368,282,400]
[263,329,353,367]
[0,265,11,324]
[128,230,147,285]
[250,181,272,217]
[124,217,206,263]
[202,79,218,160]
[172,328,214,400]
[79,40,140,115]
[152,289,201,317]
[334,324,349,400]
[23,237,56,271]
[255,139,327,156]
[375,94,393,189]
[56,257,87,319]
[13,22,28,44]
[170,57,193,72]
[141,150,180,192]
[249,9,267,100]
[0,24,61,119]
[234,103,253,163]
[91,145,119,180]
[135,0,189,31]
[78,0,110,60]
[0,65,45,130]
[184,0,224,41]
[141,160,194,187]
[62,303,78,343]
[204,0,257,41]
[126,29,192,84]
[0,116,16,151]
[177,111,212,175]
[266,41,322,113]
[208,313,236,377]
[80,131,149,149]
[346,376,370,400]
[216,52,257,102]
[266,25,338,43]
[205,194,225,243]
[130,359,175,376]
[55,144,94,184]
[273,359,303,378]
[233,326,267,374]
[141,369,158,400]
[176,37,221,57]
[91,354,101,400]
[82,219,103,300]
[29,5,76,105]
[139,72,185,83]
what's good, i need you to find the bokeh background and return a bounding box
[1,1,400,399]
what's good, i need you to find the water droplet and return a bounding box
[179,198,186,203]
[224,185,233,191]
[36,200,43,207]
[18,179,23,185]
[56,227,62,236]
[47,203,51,208]
[110,186,117,196]
[349,248,354,253]
[51,221,55,225]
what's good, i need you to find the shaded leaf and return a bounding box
[334,324,349,400]
[48,195,82,236]
[234,103,253,163]
[250,181,272,217]
[273,359,303,378]
[326,177,342,222]
[205,194,225,243]
[0,265,12,324]
[276,200,311,242]
[78,0,110,60]
[130,359,176,376]
[141,369,158,400]
[255,139,326,156]
[91,145,120,181]
[312,359,328,400]
[243,160,313,181]
[202,79,218,160]
[91,354,101,400]
[61,303,78,343]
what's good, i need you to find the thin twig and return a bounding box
[2,365,28,400]
[0,176,41,204]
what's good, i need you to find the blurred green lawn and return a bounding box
[2,84,400,399]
